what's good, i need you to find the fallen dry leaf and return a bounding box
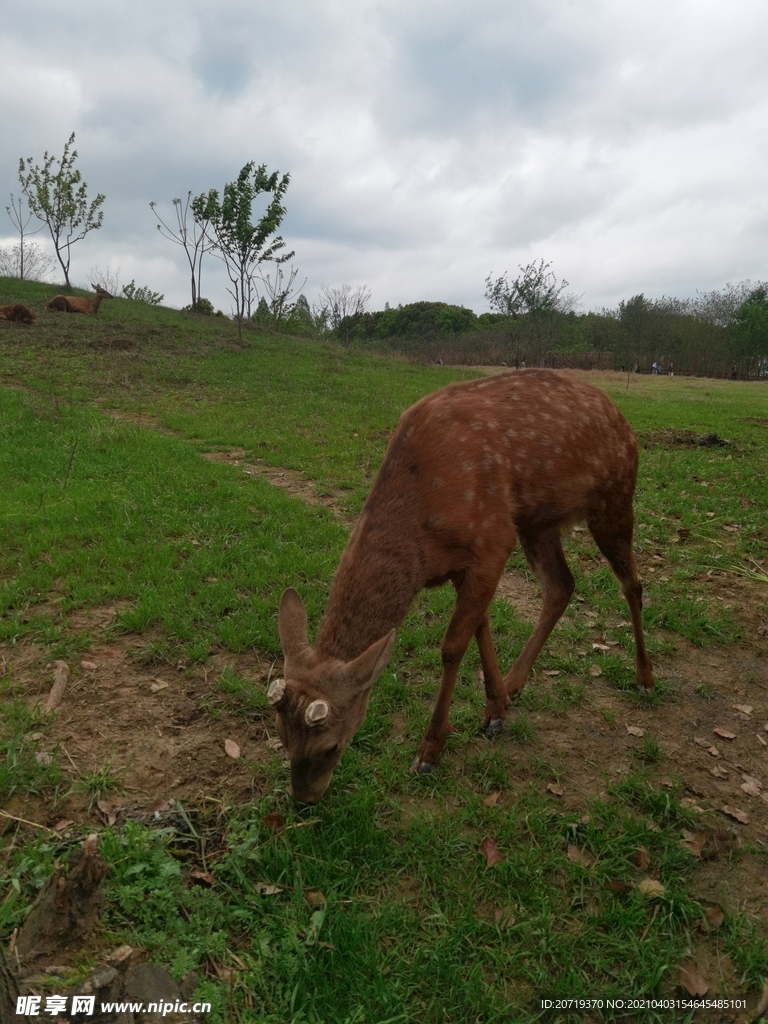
[679,960,709,997]
[44,660,70,713]
[542,669,560,676]
[80,660,97,671]
[224,738,241,760]
[254,882,283,895]
[603,879,631,894]
[740,779,762,798]
[731,704,753,715]
[755,978,768,1020]
[637,877,665,898]
[721,523,739,533]
[707,746,720,758]
[659,776,674,789]
[713,728,735,740]
[693,736,710,748]
[698,903,725,933]
[680,830,707,858]
[709,765,729,779]
[478,836,503,867]
[758,734,767,747]
[721,805,749,824]
[494,907,516,928]
[96,799,116,827]
[53,819,75,832]
[676,528,691,542]
[33,749,50,764]
[589,664,603,677]
[567,844,594,868]
[625,725,644,737]
[635,845,651,871]
[261,812,282,831]
[305,891,326,906]
[266,736,283,751]
[546,782,564,796]
[189,867,216,887]
[150,679,169,693]
[482,791,502,807]
[592,643,610,652]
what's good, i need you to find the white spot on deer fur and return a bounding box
[463,490,474,503]
[432,478,443,488]
[462,461,473,472]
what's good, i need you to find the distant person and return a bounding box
[729,365,737,380]
[668,363,674,376]
[634,362,639,373]
[521,360,526,369]
[436,358,443,366]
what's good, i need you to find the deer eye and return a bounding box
[323,744,340,758]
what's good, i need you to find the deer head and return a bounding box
[272,588,395,804]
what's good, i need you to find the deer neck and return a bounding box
[91,296,103,314]
[315,514,420,662]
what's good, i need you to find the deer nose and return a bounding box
[288,783,319,806]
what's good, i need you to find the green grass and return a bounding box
[1,280,766,1020]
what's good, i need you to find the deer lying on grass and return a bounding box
[45,284,112,315]
[271,369,654,804]
[0,303,37,324]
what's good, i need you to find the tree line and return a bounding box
[342,262,768,380]
[3,136,767,378]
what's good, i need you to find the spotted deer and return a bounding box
[271,369,654,803]
[46,284,112,315]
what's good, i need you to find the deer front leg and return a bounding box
[412,578,499,774]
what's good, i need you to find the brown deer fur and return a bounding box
[273,369,654,803]
[46,285,112,315]
[0,303,36,324]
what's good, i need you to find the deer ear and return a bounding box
[278,588,309,656]
[342,629,396,696]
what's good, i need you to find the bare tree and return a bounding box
[318,283,371,345]
[0,241,52,281]
[4,193,52,280]
[150,192,211,312]
[256,264,306,326]
[18,133,105,288]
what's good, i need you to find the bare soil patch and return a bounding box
[2,605,282,829]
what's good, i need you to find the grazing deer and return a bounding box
[0,303,36,324]
[271,369,654,803]
[45,285,112,315]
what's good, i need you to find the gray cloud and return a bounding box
[1,0,767,313]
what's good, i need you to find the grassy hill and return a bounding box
[1,278,766,1021]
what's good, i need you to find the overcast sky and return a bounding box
[2,0,767,314]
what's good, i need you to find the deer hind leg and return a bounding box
[504,526,574,700]
[587,510,655,693]
[474,608,507,739]
[412,571,501,775]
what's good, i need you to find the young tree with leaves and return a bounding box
[485,259,574,366]
[192,163,292,339]
[18,133,105,289]
[150,192,211,313]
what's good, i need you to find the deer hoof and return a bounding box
[410,756,436,776]
[481,717,504,740]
